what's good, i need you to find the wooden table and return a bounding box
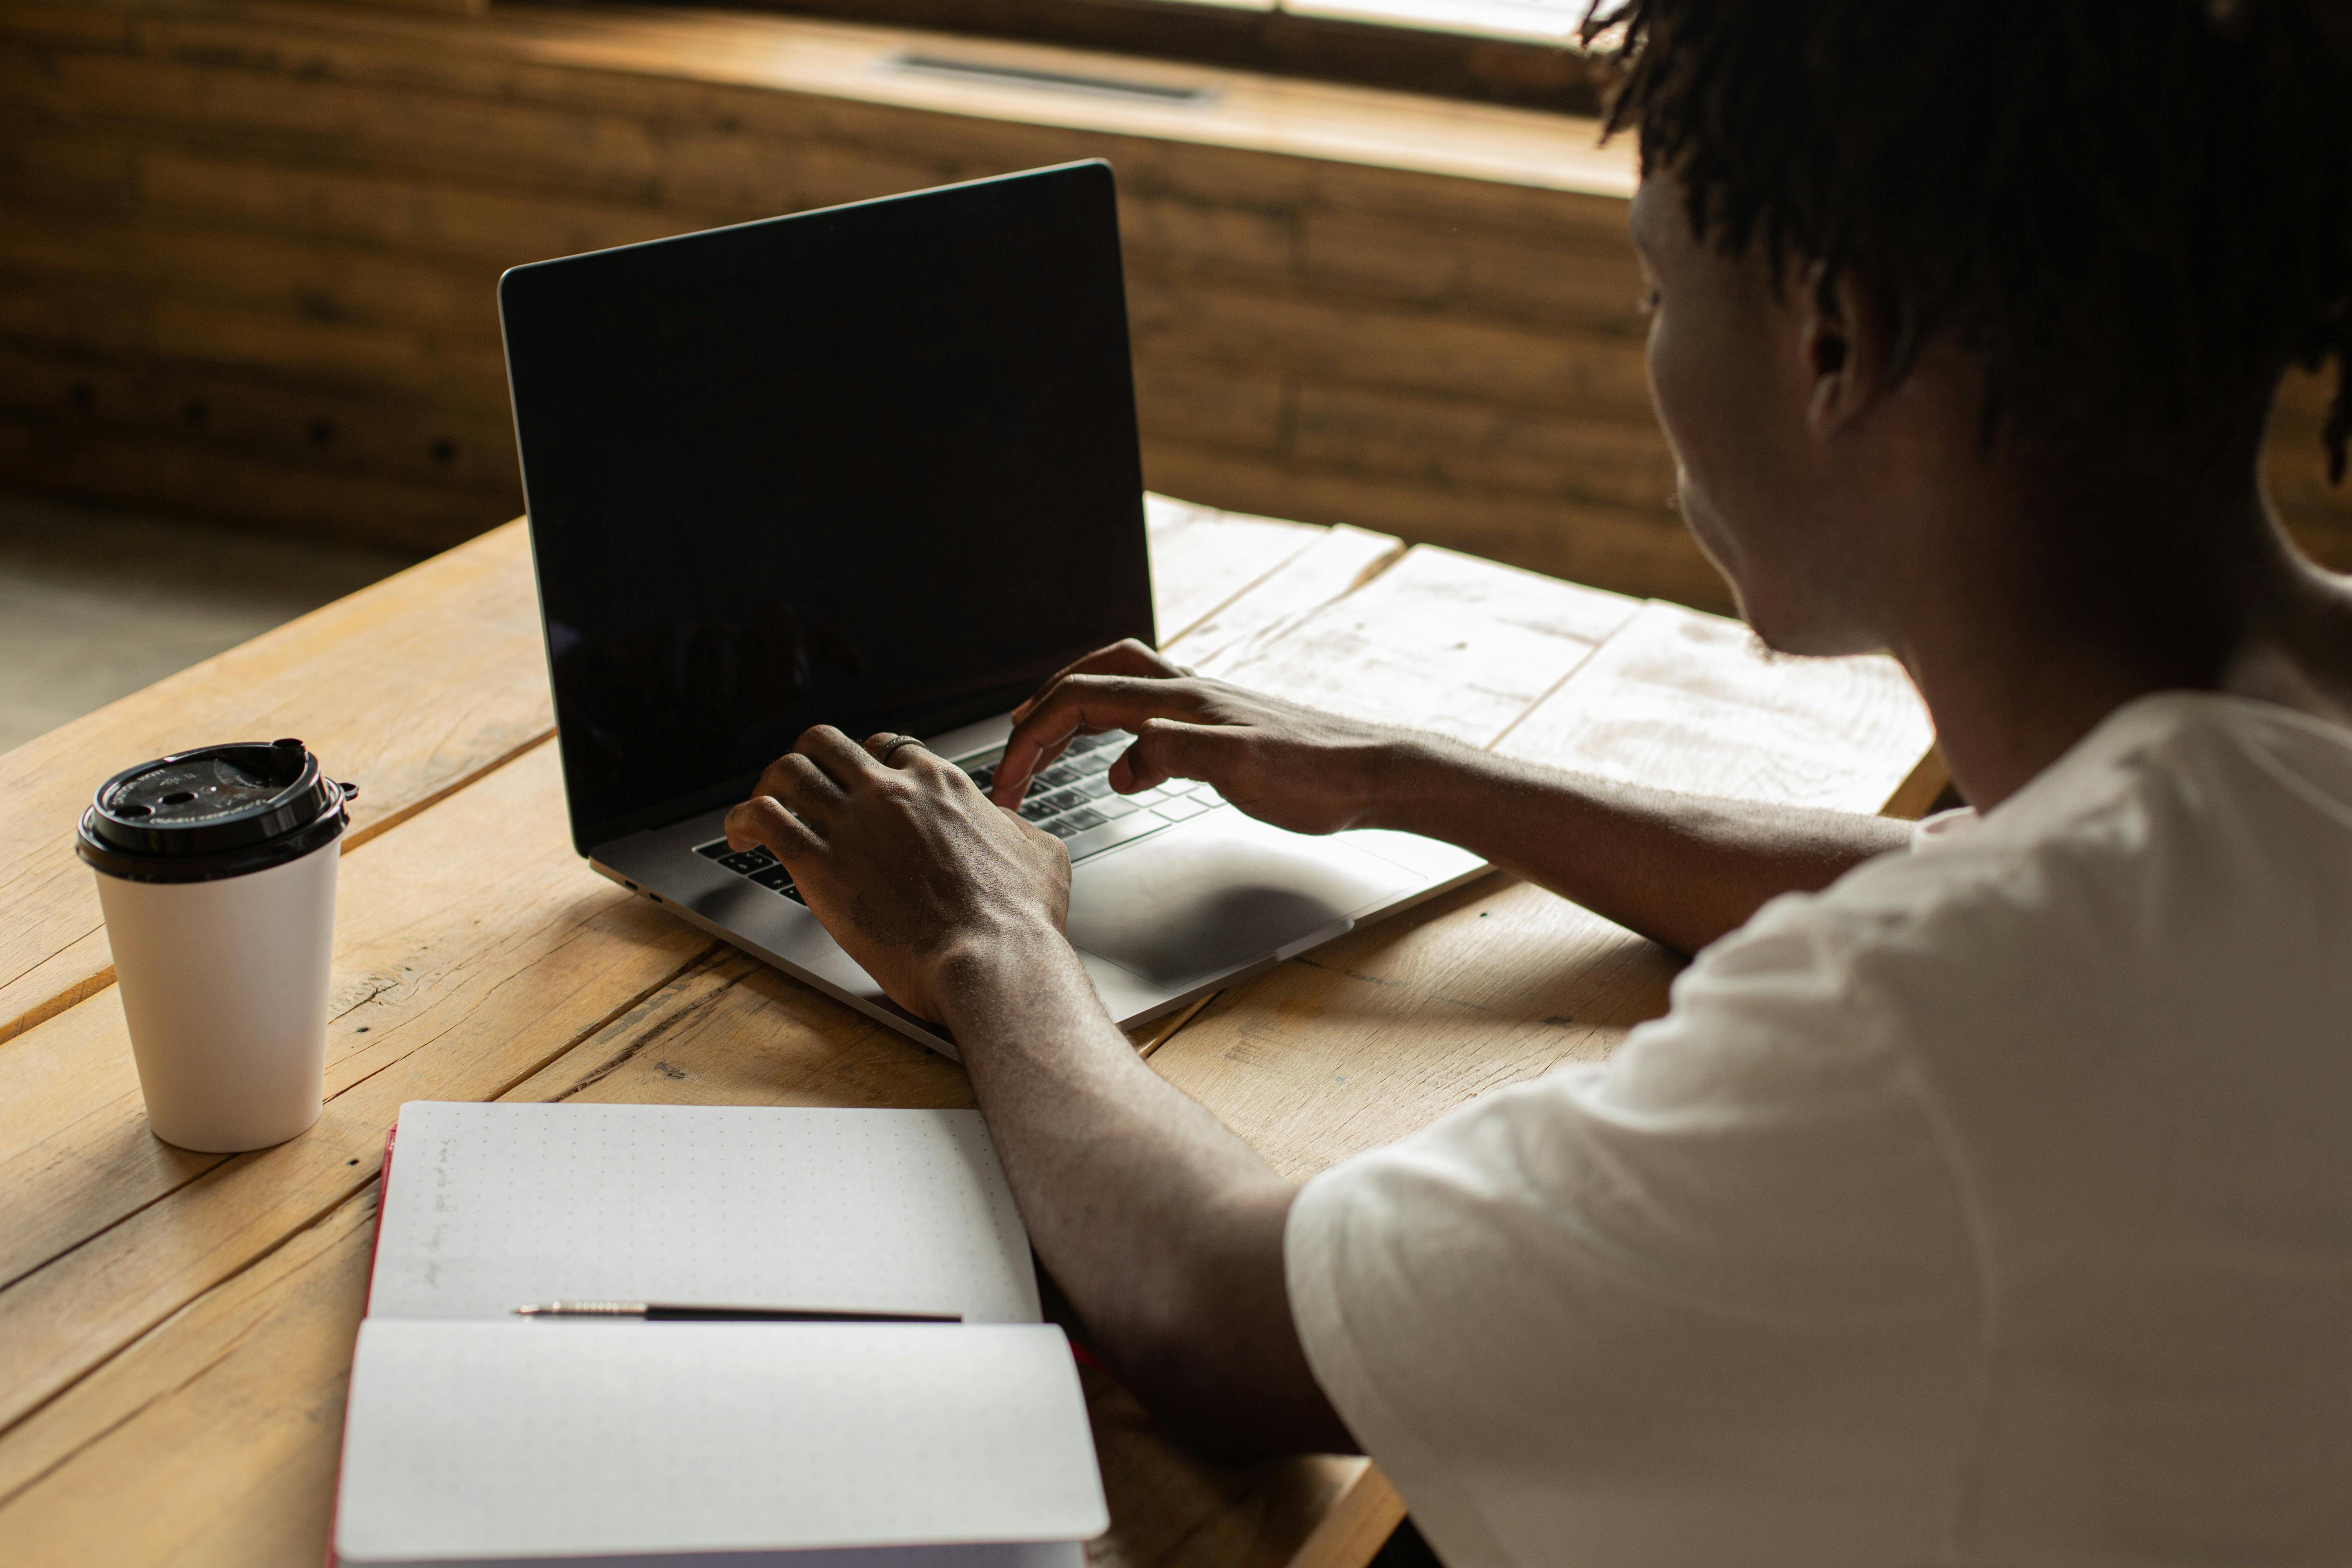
[0,495,1941,1567]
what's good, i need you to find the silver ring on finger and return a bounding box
[879,734,926,765]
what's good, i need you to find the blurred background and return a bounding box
[5,0,2349,748]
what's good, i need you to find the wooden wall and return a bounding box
[3,0,2346,616]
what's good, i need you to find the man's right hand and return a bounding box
[988,638,1427,837]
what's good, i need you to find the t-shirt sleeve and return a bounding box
[1284,895,1984,1568]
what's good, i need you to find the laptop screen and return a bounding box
[501,162,1154,855]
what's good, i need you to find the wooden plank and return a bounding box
[1150,875,1676,1179]
[1081,1372,1371,1568]
[0,45,665,202]
[0,339,524,496]
[1133,359,1289,459]
[113,137,1303,303]
[0,272,156,360]
[1878,745,1953,823]
[1136,439,1726,613]
[0,413,517,554]
[1144,492,1324,646]
[1209,542,1639,745]
[1298,205,1642,332]
[0,125,137,207]
[1490,598,1938,815]
[0,519,547,1049]
[129,141,686,266]
[1289,379,1676,512]
[0,1180,379,1559]
[0,199,507,343]
[0,0,129,45]
[1126,274,1655,421]
[1169,522,1405,672]
[495,945,971,1113]
[1286,1465,1405,1568]
[149,295,508,407]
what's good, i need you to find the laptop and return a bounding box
[499,160,1484,1056]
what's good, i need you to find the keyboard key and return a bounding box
[1039,764,1083,789]
[1157,795,1210,822]
[1193,785,1224,805]
[1038,787,1089,815]
[694,841,730,860]
[717,850,767,874]
[1095,795,1140,819]
[1069,747,1113,775]
[750,865,794,890]
[1077,775,1114,800]
[1018,797,1054,821]
[1040,815,1084,839]
[1060,806,1108,832]
[964,765,993,792]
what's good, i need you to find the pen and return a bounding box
[512,1301,962,1323]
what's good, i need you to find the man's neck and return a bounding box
[1890,489,2348,811]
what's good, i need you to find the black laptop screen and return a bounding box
[501,162,1154,854]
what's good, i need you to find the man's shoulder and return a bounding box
[1841,691,2352,912]
[1717,691,2352,1056]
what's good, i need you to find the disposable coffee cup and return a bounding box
[76,739,354,1152]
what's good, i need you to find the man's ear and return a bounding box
[1799,263,1883,440]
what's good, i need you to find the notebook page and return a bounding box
[334,1320,1106,1565]
[371,1102,1039,1323]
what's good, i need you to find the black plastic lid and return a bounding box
[77,739,356,883]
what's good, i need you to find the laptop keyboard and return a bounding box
[692,730,1229,904]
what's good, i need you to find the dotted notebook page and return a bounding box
[334,1320,1104,1565]
[368,1102,1040,1323]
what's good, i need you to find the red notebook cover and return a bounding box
[326,1122,397,1568]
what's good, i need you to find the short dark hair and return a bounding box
[1581,0,2352,503]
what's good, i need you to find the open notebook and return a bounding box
[334,1101,1107,1568]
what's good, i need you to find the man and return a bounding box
[726,2,2352,1561]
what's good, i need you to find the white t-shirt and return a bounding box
[1286,693,2352,1568]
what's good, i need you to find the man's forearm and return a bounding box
[935,928,1354,1454]
[1362,736,1913,955]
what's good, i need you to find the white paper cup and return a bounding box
[78,739,352,1153]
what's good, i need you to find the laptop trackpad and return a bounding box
[1066,811,1419,988]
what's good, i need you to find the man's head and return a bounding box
[1586,0,2352,655]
